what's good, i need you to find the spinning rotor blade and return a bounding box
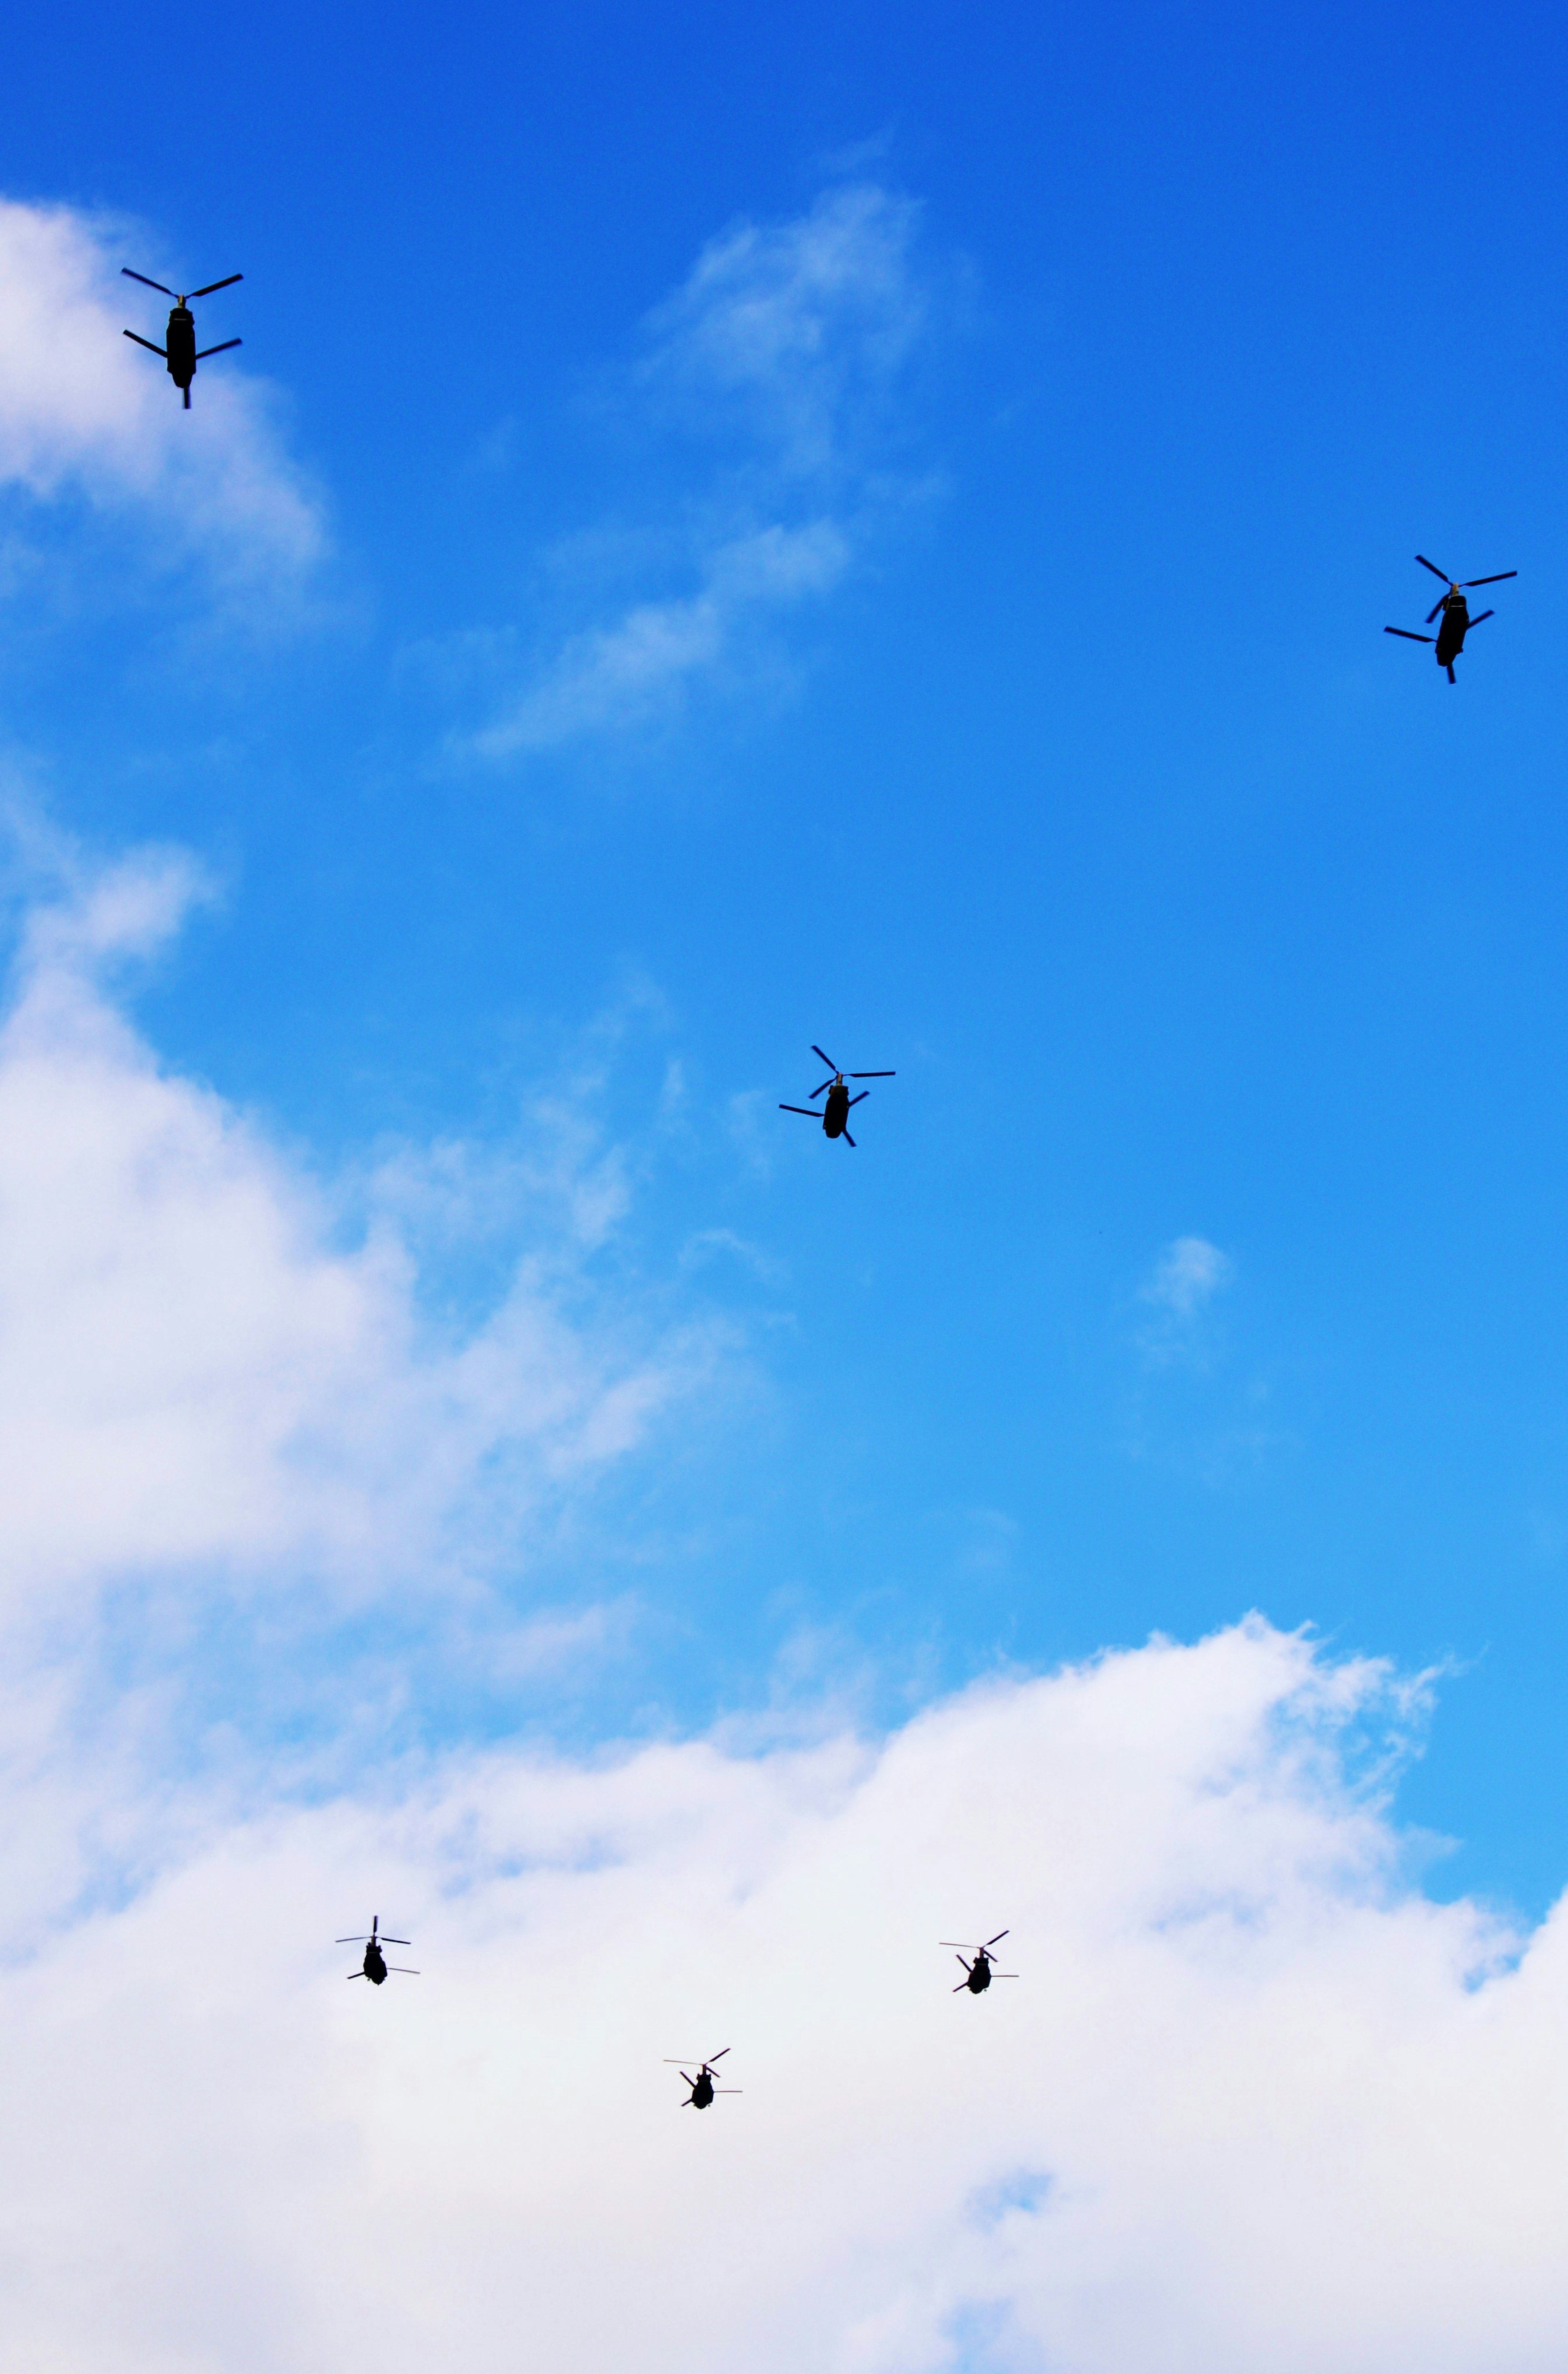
[706,2049,731,2064]
[190,274,243,297]
[1415,555,1452,584]
[984,1932,1009,1948]
[1466,609,1494,626]
[389,1967,420,1975]
[122,268,176,296]
[380,1936,411,1945]
[849,1071,895,1078]
[810,1046,837,1073]
[1464,571,1516,586]
[713,2088,742,2093]
[195,338,242,359]
[846,1091,869,1107]
[779,1104,821,1117]
[940,1943,977,1949]
[336,1935,370,1943]
[123,331,168,357]
[1385,627,1434,643]
[1425,597,1447,625]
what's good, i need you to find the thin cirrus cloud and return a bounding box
[0,194,325,595]
[466,182,938,759]
[2,1619,1566,2372]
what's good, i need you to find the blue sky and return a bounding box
[3,4,1568,2363]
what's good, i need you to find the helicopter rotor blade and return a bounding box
[940,1942,976,1949]
[1384,628,1434,643]
[346,1971,366,1980]
[1463,571,1517,586]
[846,1091,869,1107]
[779,1104,821,1117]
[380,1936,410,1945]
[122,268,176,296]
[953,1979,971,1991]
[810,1046,838,1074]
[1466,609,1494,626]
[389,1967,420,1975]
[984,1932,1009,1948]
[122,330,168,357]
[843,1130,855,1147]
[1425,598,1447,625]
[849,1070,896,1078]
[810,1078,835,1099]
[189,273,243,298]
[1415,554,1451,584]
[335,1936,371,1944]
[195,338,242,359]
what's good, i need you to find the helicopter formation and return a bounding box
[111,279,1521,693]
[335,1924,1016,2104]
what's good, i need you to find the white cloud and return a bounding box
[464,183,937,758]
[474,519,849,756]
[2,1618,1566,2372]
[0,842,707,1629]
[1143,1235,1233,1317]
[639,181,928,478]
[0,196,325,594]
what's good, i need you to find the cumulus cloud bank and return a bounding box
[3,1620,1567,2373]
[0,196,324,593]
[469,182,936,757]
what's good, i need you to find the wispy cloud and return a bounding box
[0,196,326,602]
[0,838,718,1661]
[461,181,944,760]
[1143,1234,1234,1320]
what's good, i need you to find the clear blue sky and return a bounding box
[5,0,1568,1917]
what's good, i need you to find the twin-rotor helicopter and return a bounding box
[943,1932,1018,1994]
[665,2048,742,2109]
[121,267,243,408]
[1385,554,1517,683]
[337,1915,418,1986]
[780,1045,895,1148]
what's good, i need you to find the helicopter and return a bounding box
[779,1045,895,1148]
[664,2049,741,2109]
[942,1932,1018,1994]
[121,269,243,408]
[1385,555,1517,682]
[336,1915,418,1985]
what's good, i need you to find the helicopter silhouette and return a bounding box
[779,1045,895,1148]
[336,1915,418,1985]
[1385,555,1516,683]
[942,1932,1018,1994]
[664,2049,741,2108]
[121,268,243,409]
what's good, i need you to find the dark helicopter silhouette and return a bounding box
[1385,555,1516,683]
[664,2049,741,2108]
[337,1915,418,1985]
[942,1932,1018,1994]
[121,268,242,408]
[779,1045,895,1148]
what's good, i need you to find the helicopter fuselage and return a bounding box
[363,1943,388,1985]
[821,1081,850,1137]
[964,1956,993,1993]
[688,2070,715,2107]
[163,305,197,394]
[1433,594,1471,672]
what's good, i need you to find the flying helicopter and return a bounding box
[942,1932,1018,1994]
[336,1915,418,1985]
[664,2049,741,2108]
[779,1045,895,1148]
[1385,555,1517,682]
[121,268,243,408]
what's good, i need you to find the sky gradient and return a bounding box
[2,2,1568,2366]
